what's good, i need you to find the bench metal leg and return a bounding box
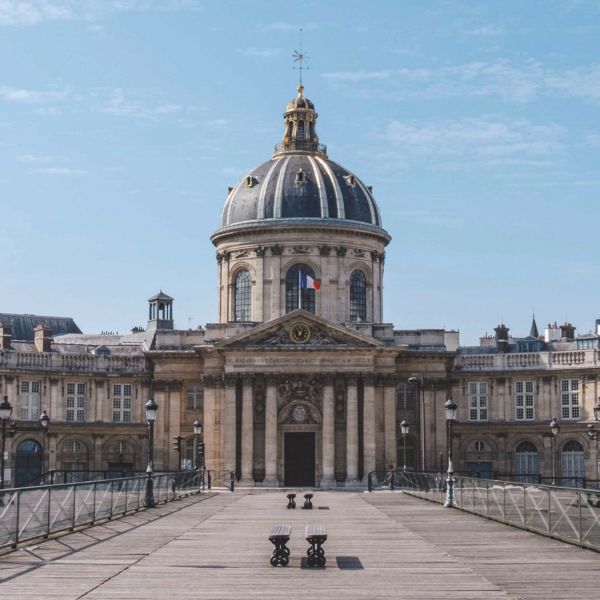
[269,538,290,566]
[306,536,326,567]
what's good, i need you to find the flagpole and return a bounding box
[298,270,302,309]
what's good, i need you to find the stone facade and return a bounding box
[2,86,599,489]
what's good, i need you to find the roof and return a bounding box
[0,313,81,341]
[148,291,173,302]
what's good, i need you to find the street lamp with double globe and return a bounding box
[444,397,458,508]
[144,398,158,508]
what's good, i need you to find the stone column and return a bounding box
[383,378,397,469]
[363,375,376,480]
[223,376,237,474]
[346,375,359,484]
[203,376,218,472]
[240,375,254,485]
[264,376,278,486]
[321,375,335,486]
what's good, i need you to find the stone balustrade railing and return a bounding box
[0,351,148,374]
[455,349,599,371]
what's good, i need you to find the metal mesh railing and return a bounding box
[0,471,203,550]
[395,472,600,552]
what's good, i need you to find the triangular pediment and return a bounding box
[216,310,384,349]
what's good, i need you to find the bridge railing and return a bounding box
[394,471,600,552]
[0,471,203,550]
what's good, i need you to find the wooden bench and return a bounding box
[305,524,327,567]
[268,524,292,566]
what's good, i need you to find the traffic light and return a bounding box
[173,436,183,453]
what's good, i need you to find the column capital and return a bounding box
[362,373,377,386]
[203,374,223,388]
[345,374,360,386]
[224,373,238,387]
[241,373,255,386]
[321,374,336,386]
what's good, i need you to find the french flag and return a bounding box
[299,271,320,290]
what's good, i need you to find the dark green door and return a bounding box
[15,439,43,487]
[284,432,315,487]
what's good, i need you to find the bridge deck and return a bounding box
[1,491,599,599]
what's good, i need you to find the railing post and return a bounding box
[71,484,77,530]
[547,486,552,535]
[230,471,234,492]
[46,487,51,538]
[523,486,527,527]
[109,480,114,520]
[13,490,20,548]
[208,471,212,490]
[486,481,489,516]
[503,482,507,522]
[578,490,583,547]
[92,482,96,524]
[368,471,373,492]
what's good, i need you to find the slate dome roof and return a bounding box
[216,85,386,237]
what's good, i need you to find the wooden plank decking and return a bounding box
[1,490,599,599]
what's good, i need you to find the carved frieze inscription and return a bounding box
[229,357,373,369]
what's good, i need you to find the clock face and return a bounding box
[289,323,311,344]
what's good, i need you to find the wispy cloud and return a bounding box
[31,167,86,175]
[0,0,201,26]
[323,60,600,104]
[97,88,187,119]
[245,47,281,58]
[381,116,564,168]
[464,24,504,36]
[257,22,296,32]
[17,154,58,163]
[0,85,69,103]
[0,1,72,26]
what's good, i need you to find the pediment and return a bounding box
[216,310,383,349]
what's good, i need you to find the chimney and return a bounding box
[494,323,509,353]
[544,322,561,342]
[34,324,52,353]
[560,322,575,342]
[0,322,12,350]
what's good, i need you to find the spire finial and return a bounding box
[293,26,308,92]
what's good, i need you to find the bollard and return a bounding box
[368,471,373,492]
[230,471,235,492]
[287,493,296,509]
[302,493,313,509]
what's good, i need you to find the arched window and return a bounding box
[349,270,367,321]
[561,440,585,487]
[285,264,316,314]
[513,441,539,484]
[234,269,252,322]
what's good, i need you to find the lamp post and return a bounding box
[549,417,560,486]
[144,398,158,508]
[587,424,599,485]
[39,409,50,479]
[400,419,409,471]
[407,375,426,471]
[193,418,203,490]
[444,397,457,508]
[0,396,13,506]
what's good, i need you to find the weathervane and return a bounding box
[293,27,308,89]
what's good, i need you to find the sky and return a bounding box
[1,0,600,345]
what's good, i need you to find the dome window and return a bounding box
[344,174,357,188]
[246,176,258,188]
[295,169,306,186]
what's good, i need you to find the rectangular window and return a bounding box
[186,384,204,411]
[66,382,86,422]
[112,383,132,422]
[19,380,41,420]
[560,379,580,420]
[515,380,535,420]
[468,382,488,421]
[396,384,415,410]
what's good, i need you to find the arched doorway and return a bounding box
[561,440,585,487]
[15,439,44,487]
[513,441,539,483]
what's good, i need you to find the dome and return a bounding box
[220,155,382,228]
[215,85,386,237]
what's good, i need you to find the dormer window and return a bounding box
[246,176,258,188]
[295,168,306,186]
[344,174,357,188]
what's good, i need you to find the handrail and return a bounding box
[0,471,204,550]
[386,471,600,553]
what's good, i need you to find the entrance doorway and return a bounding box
[15,439,43,487]
[284,432,315,487]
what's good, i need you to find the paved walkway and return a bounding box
[1,490,599,599]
